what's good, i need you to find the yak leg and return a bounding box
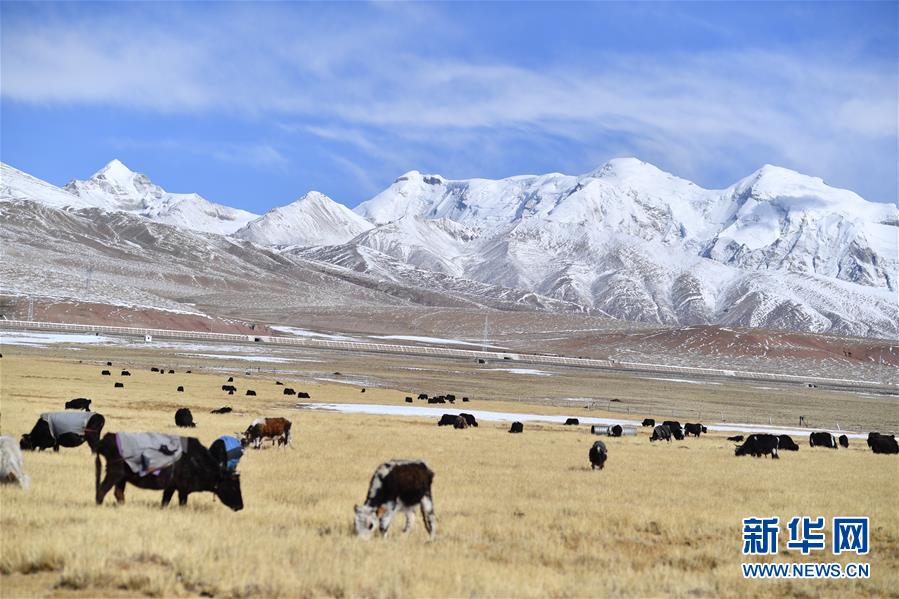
[420,494,437,540]
[403,508,415,534]
[378,502,397,537]
[162,486,176,507]
[114,480,126,504]
[177,488,190,506]
[96,471,122,505]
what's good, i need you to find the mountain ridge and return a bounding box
[1,157,895,338]
[233,190,374,247]
[61,159,259,235]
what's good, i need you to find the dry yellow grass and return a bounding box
[1,350,897,598]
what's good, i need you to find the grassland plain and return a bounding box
[1,350,897,598]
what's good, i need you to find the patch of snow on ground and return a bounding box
[0,331,123,346]
[178,353,310,364]
[270,326,359,342]
[298,403,868,438]
[639,377,722,385]
[313,377,372,386]
[485,368,553,376]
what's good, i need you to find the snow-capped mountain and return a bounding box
[1,162,95,210]
[62,159,258,235]
[354,158,896,289]
[233,191,373,247]
[1,157,896,338]
[319,158,897,337]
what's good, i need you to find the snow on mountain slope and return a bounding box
[62,160,259,235]
[707,165,897,289]
[233,191,373,247]
[1,162,95,209]
[3,157,896,338]
[353,158,896,290]
[334,157,899,337]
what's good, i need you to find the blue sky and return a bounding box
[1,1,896,211]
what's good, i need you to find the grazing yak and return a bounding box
[684,423,704,437]
[222,385,237,393]
[642,418,655,427]
[564,418,579,426]
[175,408,196,428]
[283,388,296,396]
[810,432,837,449]
[662,421,684,440]
[101,370,111,376]
[246,390,256,396]
[735,434,780,459]
[509,422,524,433]
[838,434,849,448]
[65,398,92,411]
[459,413,478,428]
[452,416,468,429]
[361,388,366,393]
[867,433,898,454]
[275,381,283,386]
[354,460,436,540]
[21,412,105,452]
[609,424,623,437]
[405,397,413,403]
[114,382,124,388]
[0,436,29,490]
[650,425,672,443]
[227,377,234,382]
[778,435,800,451]
[210,406,233,414]
[462,397,469,402]
[168,370,174,374]
[242,417,292,449]
[437,414,457,426]
[177,386,185,392]
[297,392,310,399]
[121,370,131,376]
[589,440,608,470]
[417,393,428,400]
[151,367,159,372]
[727,435,745,442]
[94,432,243,511]
[106,361,112,366]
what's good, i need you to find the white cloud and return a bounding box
[2,4,896,201]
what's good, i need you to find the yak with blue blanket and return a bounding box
[210,436,244,472]
[95,432,243,510]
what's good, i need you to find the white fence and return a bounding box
[0,319,891,389]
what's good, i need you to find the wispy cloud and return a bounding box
[2,2,896,202]
[109,138,288,171]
